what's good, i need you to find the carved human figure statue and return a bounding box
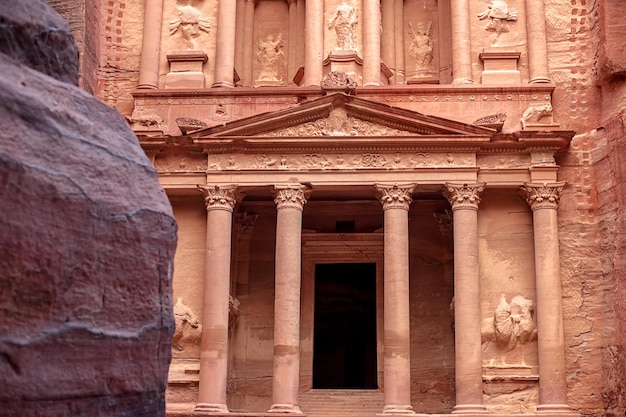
[328,2,358,51]
[172,297,200,351]
[256,32,285,82]
[169,5,211,50]
[408,21,434,72]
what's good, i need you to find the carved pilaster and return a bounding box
[443,182,485,211]
[521,182,565,211]
[375,183,416,211]
[273,184,309,211]
[197,184,238,212]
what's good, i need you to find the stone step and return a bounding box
[299,390,384,417]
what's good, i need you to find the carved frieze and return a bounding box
[155,154,207,172]
[206,152,476,171]
[256,32,285,84]
[328,2,358,51]
[477,154,530,169]
[268,114,414,137]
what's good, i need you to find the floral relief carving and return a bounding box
[375,183,416,211]
[273,184,309,211]
[303,153,332,168]
[197,184,238,212]
[444,183,486,211]
[521,182,565,211]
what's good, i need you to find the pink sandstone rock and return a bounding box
[0,1,177,416]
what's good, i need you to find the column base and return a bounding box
[268,404,304,414]
[195,403,229,413]
[536,404,574,414]
[452,404,488,414]
[378,404,416,415]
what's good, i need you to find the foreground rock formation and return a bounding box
[0,1,177,416]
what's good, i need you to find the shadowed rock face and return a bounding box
[0,1,177,416]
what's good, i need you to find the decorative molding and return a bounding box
[443,182,486,211]
[374,183,416,211]
[197,184,238,212]
[520,182,565,210]
[273,184,309,211]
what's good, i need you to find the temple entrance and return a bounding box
[312,262,378,389]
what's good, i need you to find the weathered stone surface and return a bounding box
[0,3,177,415]
[0,0,79,85]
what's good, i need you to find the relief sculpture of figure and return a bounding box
[169,5,211,50]
[408,21,434,72]
[328,2,357,51]
[172,297,200,352]
[482,294,537,365]
[478,0,518,44]
[256,32,285,83]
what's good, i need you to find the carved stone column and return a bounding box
[235,0,246,80]
[241,0,255,86]
[375,183,416,415]
[304,0,324,86]
[213,0,237,87]
[269,184,309,414]
[195,185,238,413]
[521,182,572,413]
[296,0,305,71]
[363,0,382,86]
[137,0,164,89]
[450,0,473,84]
[444,183,486,413]
[288,0,298,82]
[394,0,405,84]
[381,0,396,83]
[525,0,550,83]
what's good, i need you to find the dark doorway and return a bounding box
[312,263,377,389]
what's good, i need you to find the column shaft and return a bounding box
[393,0,405,84]
[444,183,486,413]
[288,0,298,83]
[525,0,550,83]
[304,0,324,86]
[363,0,382,86]
[296,0,306,70]
[137,0,164,89]
[522,183,571,413]
[195,185,238,413]
[450,0,473,84]
[235,0,246,80]
[269,185,308,414]
[213,0,237,87]
[241,0,255,86]
[381,0,396,84]
[375,184,416,415]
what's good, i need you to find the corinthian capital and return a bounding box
[521,182,565,211]
[443,182,486,211]
[273,184,309,211]
[197,184,238,212]
[375,183,416,211]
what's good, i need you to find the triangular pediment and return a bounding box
[189,93,496,139]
